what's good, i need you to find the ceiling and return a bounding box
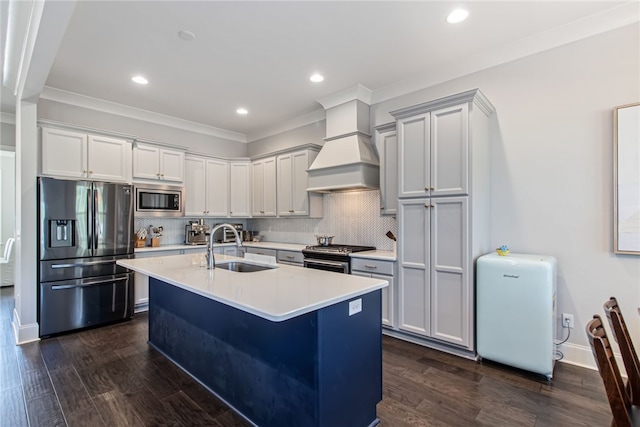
[1,1,634,141]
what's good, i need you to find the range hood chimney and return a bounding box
[307,85,379,192]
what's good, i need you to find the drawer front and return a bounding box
[245,247,277,258]
[351,258,394,276]
[277,250,304,264]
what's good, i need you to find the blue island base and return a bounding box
[148,278,383,427]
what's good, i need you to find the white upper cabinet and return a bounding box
[397,103,469,198]
[133,143,185,183]
[373,124,398,215]
[251,157,277,217]
[184,156,229,217]
[229,161,250,217]
[277,149,323,217]
[41,127,132,183]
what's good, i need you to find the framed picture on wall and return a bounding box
[614,102,640,255]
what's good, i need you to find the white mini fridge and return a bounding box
[477,252,557,379]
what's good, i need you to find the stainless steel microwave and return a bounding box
[134,184,184,217]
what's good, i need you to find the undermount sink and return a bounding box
[216,261,276,273]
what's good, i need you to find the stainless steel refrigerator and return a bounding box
[38,177,135,336]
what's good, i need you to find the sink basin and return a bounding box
[216,261,276,273]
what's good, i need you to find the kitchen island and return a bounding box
[117,253,387,427]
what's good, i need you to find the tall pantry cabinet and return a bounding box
[391,89,494,355]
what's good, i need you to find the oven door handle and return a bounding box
[304,259,346,268]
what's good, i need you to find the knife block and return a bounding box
[135,237,146,248]
[150,237,161,247]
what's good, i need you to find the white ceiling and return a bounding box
[2,1,635,141]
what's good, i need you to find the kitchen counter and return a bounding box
[350,249,396,261]
[134,243,235,253]
[241,241,307,251]
[119,253,385,426]
[117,253,387,322]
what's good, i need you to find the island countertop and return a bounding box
[117,253,388,322]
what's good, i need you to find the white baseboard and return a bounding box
[12,308,40,344]
[558,342,626,377]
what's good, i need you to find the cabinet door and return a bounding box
[41,128,88,179]
[431,104,469,196]
[397,113,430,198]
[375,128,398,215]
[430,196,469,347]
[398,198,430,336]
[133,144,160,180]
[87,135,131,182]
[373,273,394,328]
[184,157,207,216]
[291,151,310,215]
[206,159,229,217]
[277,153,293,216]
[251,160,265,216]
[262,157,277,216]
[159,149,185,182]
[229,162,250,217]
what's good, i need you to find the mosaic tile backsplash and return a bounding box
[135,190,397,251]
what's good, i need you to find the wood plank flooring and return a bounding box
[1,286,612,426]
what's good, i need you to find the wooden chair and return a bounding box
[604,297,640,406]
[586,315,639,427]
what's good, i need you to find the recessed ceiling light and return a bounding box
[132,75,148,85]
[309,73,324,83]
[446,8,469,24]
[178,30,196,41]
[236,108,248,115]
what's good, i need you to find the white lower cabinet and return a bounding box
[398,197,471,348]
[245,247,277,258]
[351,258,396,328]
[277,250,304,266]
[133,249,183,312]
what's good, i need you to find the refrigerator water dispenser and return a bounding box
[49,220,74,248]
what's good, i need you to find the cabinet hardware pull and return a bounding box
[286,255,295,259]
[89,170,93,174]
[365,264,377,269]
[82,169,87,173]
[380,207,385,210]
[424,203,430,208]
[289,209,294,213]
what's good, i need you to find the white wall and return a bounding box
[247,121,325,158]
[371,23,640,367]
[37,99,248,158]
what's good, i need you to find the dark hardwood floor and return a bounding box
[1,286,612,426]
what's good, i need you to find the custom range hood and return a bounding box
[307,85,380,192]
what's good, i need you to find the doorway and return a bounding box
[0,148,15,287]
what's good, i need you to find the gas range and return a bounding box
[302,244,376,274]
[303,244,376,255]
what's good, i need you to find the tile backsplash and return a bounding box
[135,190,397,250]
[249,190,397,251]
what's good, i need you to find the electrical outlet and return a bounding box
[562,313,574,329]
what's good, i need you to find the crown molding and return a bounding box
[372,1,640,105]
[246,108,326,142]
[316,84,373,110]
[39,86,247,143]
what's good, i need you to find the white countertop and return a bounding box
[350,250,396,261]
[117,253,388,322]
[135,244,227,253]
[242,241,308,251]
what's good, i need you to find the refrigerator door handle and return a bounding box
[51,276,129,290]
[93,186,99,250]
[87,187,93,250]
[50,260,117,269]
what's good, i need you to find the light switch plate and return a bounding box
[349,298,362,316]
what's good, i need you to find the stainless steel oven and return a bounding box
[135,184,183,217]
[302,244,375,274]
[303,258,350,274]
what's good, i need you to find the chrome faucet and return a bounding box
[207,223,243,270]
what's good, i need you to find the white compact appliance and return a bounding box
[477,252,557,379]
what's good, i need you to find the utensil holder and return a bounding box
[134,237,146,248]
[151,237,161,247]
